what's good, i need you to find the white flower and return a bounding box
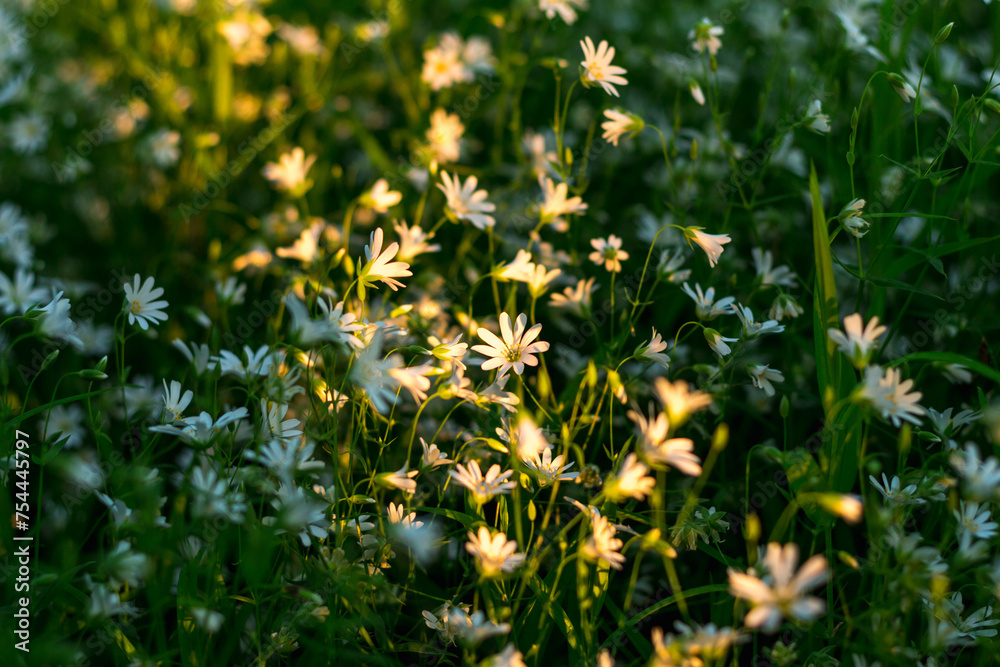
[38,290,82,348]
[539,0,588,25]
[950,443,1000,503]
[838,198,871,238]
[689,80,706,105]
[868,472,925,505]
[123,275,169,330]
[539,176,588,223]
[828,313,886,369]
[490,644,528,667]
[589,235,628,272]
[655,377,713,428]
[769,294,804,321]
[805,100,830,134]
[728,542,829,633]
[685,228,731,267]
[358,227,413,292]
[688,18,724,55]
[420,438,453,469]
[889,73,917,102]
[258,399,303,443]
[579,36,628,97]
[582,509,626,570]
[214,345,274,380]
[262,147,316,194]
[601,109,641,146]
[0,268,47,315]
[361,179,402,214]
[422,35,465,90]
[465,526,525,576]
[449,460,516,505]
[634,328,670,369]
[734,304,784,338]
[955,501,998,543]
[161,380,193,422]
[549,277,596,317]
[378,465,420,495]
[747,364,784,397]
[7,112,50,154]
[627,405,702,476]
[751,249,796,287]
[276,220,325,265]
[472,312,549,379]
[704,328,738,356]
[393,219,440,262]
[426,108,465,164]
[605,453,656,502]
[191,608,224,633]
[682,283,735,320]
[859,365,925,427]
[148,127,181,168]
[524,448,578,486]
[438,171,496,230]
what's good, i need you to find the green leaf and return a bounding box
[889,351,1000,385]
[809,162,862,493]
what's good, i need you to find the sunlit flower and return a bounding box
[421,438,453,469]
[685,228,731,267]
[858,365,925,427]
[466,526,525,576]
[539,0,588,25]
[358,227,413,292]
[422,35,465,90]
[472,312,549,379]
[655,377,713,428]
[627,404,702,475]
[393,219,440,262]
[601,109,642,146]
[580,36,628,97]
[634,328,670,369]
[361,179,402,214]
[689,80,706,105]
[123,276,169,330]
[728,542,829,633]
[539,176,588,223]
[449,460,516,505]
[828,313,886,369]
[525,448,578,486]
[549,277,596,317]
[426,108,465,164]
[582,509,626,570]
[606,453,656,502]
[438,171,496,230]
[589,235,628,272]
[262,147,316,195]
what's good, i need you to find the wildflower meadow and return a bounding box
[3,0,1000,665]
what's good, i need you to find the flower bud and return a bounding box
[934,22,953,45]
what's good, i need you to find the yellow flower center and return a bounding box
[130,301,142,313]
